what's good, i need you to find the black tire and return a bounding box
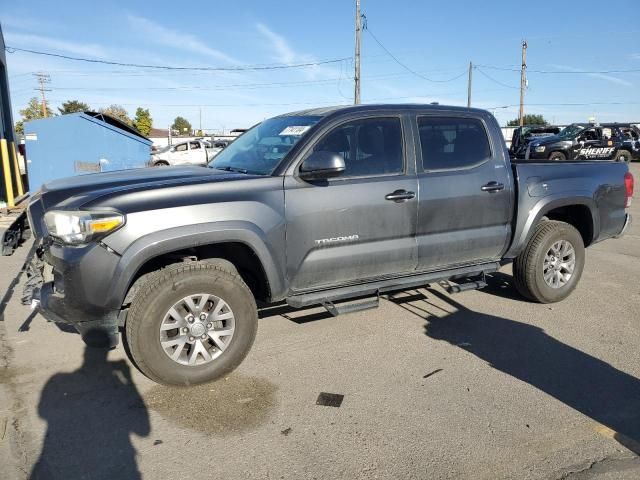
[615,150,631,163]
[513,220,585,303]
[153,161,169,167]
[125,260,258,386]
[548,151,566,161]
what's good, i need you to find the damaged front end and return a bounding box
[22,239,120,349]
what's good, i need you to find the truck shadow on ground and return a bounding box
[389,284,640,456]
[30,331,150,480]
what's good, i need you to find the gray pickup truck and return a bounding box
[24,104,633,385]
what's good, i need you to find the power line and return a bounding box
[489,101,640,109]
[363,23,467,83]
[476,64,640,74]
[4,46,351,72]
[475,67,519,89]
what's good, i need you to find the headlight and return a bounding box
[44,210,124,245]
[534,145,546,153]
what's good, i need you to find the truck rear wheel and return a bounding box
[513,220,585,303]
[615,150,631,163]
[124,260,258,385]
[548,151,566,161]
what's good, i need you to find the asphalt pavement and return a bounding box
[1,163,639,479]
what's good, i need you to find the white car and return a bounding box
[150,140,221,166]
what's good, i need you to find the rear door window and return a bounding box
[418,117,491,170]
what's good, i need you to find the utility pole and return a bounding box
[33,72,51,118]
[354,0,361,105]
[199,107,202,133]
[467,61,473,108]
[518,40,528,127]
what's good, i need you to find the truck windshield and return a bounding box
[209,115,321,175]
[557,125,584,139]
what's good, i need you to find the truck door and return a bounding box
[284,115,418,291]
[572,127,615,160]
[415,115,512,270]
[188,141,206,165]
[169,142,189,164]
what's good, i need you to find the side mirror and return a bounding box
[299,151,345,180]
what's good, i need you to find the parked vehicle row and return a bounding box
[24,104,633,386]
[511,123,640,162]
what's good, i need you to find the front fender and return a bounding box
[105,220,286,309]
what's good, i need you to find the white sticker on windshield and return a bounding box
[279,125,311,136]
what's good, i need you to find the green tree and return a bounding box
[58,100,90,115]
[171,116,192,135]
[15,97,53,134]
[99,104,131,125]
[132,107,153,136]
[507,114,548,127]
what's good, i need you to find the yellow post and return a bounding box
[10,142,24,197]
[1,138,15,208]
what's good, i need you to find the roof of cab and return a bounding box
[278,103,490,118]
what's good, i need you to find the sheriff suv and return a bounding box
[25,104,633,385]
[518,123,632,162]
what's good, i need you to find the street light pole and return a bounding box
[518,40,528,127]
[354,0,362,105]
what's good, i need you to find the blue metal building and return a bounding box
[24,112,152,191]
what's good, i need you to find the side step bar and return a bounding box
[286,262,499,309]
[322,295,379,317]
[445,274,487,294]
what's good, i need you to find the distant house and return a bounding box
[149,127,170,137]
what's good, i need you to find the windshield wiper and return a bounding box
[215,166,249,174]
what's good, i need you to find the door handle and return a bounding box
[481,181,505,192]
[385,189,416,202]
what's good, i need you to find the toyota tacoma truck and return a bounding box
[24,104,633,385]
[515,123,632,162]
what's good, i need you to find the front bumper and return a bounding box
[613,213,632,239]
[27,240,122,347]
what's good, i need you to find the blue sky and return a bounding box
[2,0,640,131]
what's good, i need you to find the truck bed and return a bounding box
[506,160,630,258]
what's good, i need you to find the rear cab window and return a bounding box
[417,116,491,170]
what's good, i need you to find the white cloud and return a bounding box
[255,23,297,64]
[3,32,109,58]
[127,15,241,65]
[255,22,341,80]
[548,63,632,87]
[588,72,633,87]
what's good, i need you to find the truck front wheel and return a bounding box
[548,151,566,161]
[513,220,585,303]
[124,260,258,385]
